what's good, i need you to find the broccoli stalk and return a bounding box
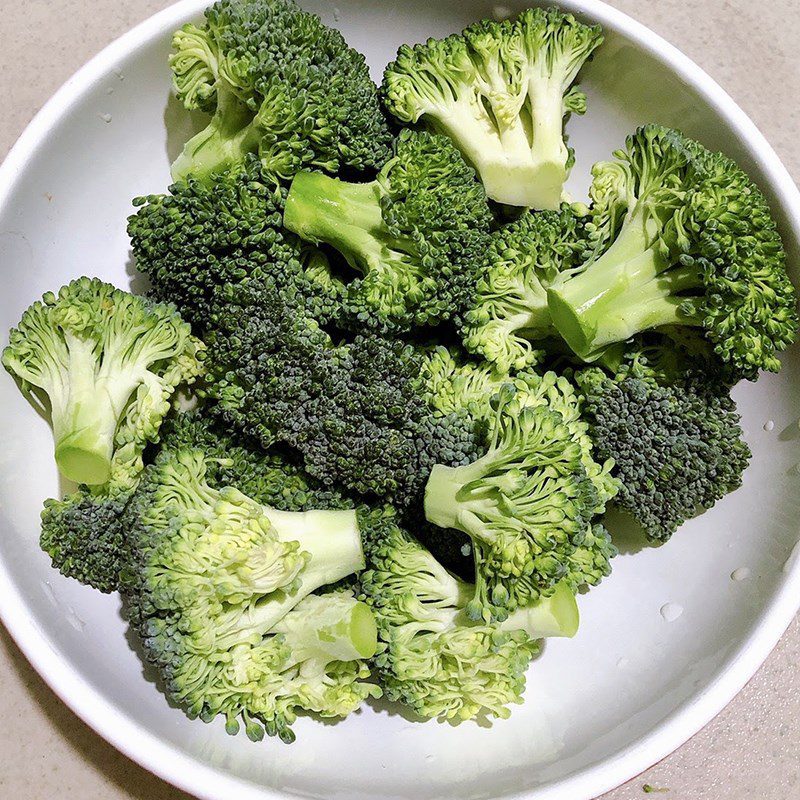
[2,278,204,486]
[382,8,603,208]
[546,125,798,376]
[284,129,492,330]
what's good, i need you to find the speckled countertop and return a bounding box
[1,1,798,798]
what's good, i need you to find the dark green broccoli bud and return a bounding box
[169,0,391,183]
[40,487,129,594]
[460,205,592,372]
[576,366,752,541]
[284,129,493,331]
[2,278,204,487]
[121,446,379,742]
[546,125,799,379]
[424,385,611,622]
[129,156,343,334]
[382,8,603,208]
[360,515,578,721]
[204,283,483,507]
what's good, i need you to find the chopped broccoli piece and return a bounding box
[169,0,391,183]
[382,8,603,208]
[129,156,343,334]
[460,205,592,372]
[576,364,752,541]
[284,129,493,331]
[122,446,379,742]
[424,384,612,621]
[361,515,578,721]
[546,125,799,378]
[2,278,204,486]
[205,282,483,507]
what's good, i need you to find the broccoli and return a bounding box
[129,156,343,334]
[424,384,613,622]
[2,278,204,486]
[545,125,799,378]
[576,358,752,541]
[460,205,592,372]
[284,129,493,331]
[169,0,391,183]
[382,8,603,209]
[205,282,483,507]
[360,514,578,721]
[122,445,379,742]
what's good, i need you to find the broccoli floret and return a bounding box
[169,0,391,183]
[360,515,578,721]
[205,283,483,507]
[382,8,603,208]
[460,205,592,372]
[122,446,379,742]
[129,156,343,334]
[2,278,204,486]
[422,349,618,510]
[284,129,493,331]
[424,384,612,621]
[546,125,799,378]
[576,364,752,541]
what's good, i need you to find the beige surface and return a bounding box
[0,1,798,798]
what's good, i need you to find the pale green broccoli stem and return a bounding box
[52,333,141,485]
[423,460,497,536]
[284,172,397,274]
[547,212,704,359]
[500,580,579,638]
[171,84,261,183]
[212,508,364,652]
[274,594,378,663]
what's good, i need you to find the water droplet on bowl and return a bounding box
[616,657,629,669]
[492,5,512,20]
[113,67,125,80]
[333,6,341,21]
[98,113,112,124]
[42,581,57,605]
[763,420,774,432]
[660,602,683,622]
[66,606,85,632]
[730,567,751,581]
[460,543,472,557]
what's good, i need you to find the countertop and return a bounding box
[1,1,798,798]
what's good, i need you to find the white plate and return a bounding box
[1,1,799,799]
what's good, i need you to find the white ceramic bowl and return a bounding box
[1,1,799,798]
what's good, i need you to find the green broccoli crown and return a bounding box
[284,129,493,331]
[546,125,799,378]
[382,8,603,208]
[169,0,391,183]
[40,488,129,594]
[461,205,592,372]
[576,365,752,541]
[129,156,343,335]
[424,385,610,621]
[361,518,578,722]
[2,278,204,487]
[122,446,376,742]
[205,282,483,507]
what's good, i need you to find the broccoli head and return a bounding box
[129,156,343,334]
[460,205,592,372]
[122,446,379,742]
[2,278,204,486]
[170,0,391,183]
[382,8,603,208]
[546,125,799,378]
[424,384,613,622]
[205,282,483,507]
[576,360,752,542]
[360,514,578,721]
[284,129,493,331]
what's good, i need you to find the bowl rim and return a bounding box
[1,1,799,798]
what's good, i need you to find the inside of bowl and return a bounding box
[1,2,799,799]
